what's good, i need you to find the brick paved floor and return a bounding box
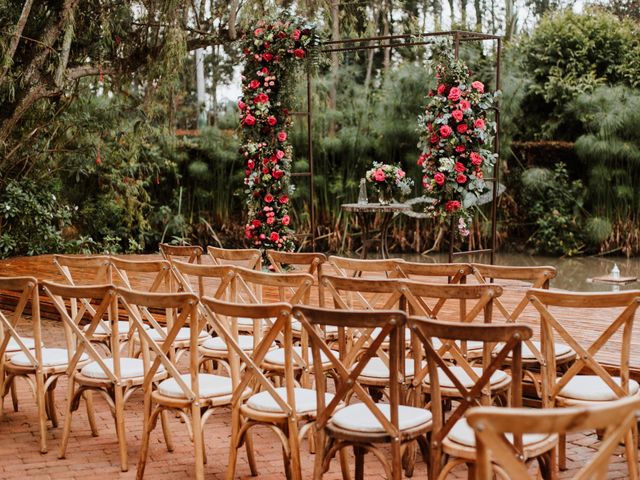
[0,318,634,479]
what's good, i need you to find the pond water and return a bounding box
[399,252,640,292]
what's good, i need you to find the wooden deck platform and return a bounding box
[1,253,639,380]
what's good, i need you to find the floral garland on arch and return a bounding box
[417,55,498,237]
[239,15,317,252]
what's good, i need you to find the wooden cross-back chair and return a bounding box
[292,306,432,480]
[320,274,410,400]
[0,277,51,453]
[472,264,573,397]
[408,317,556,480]
[528,288,640,476]
[395,261,473,284]
[201,297,309,480]
[468,396,640,480]
[42,280,158,472]
[401,281,503,361]
[53,254,117,351]
[266,250,327,307]
[207,245,262,270]
[117,288,223,480]
[159,243,205,295]
[328,255,405,279]
[171,261,249,376]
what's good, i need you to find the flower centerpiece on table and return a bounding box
[417,53,498,236]
[239,14,318,252]
[365,162,414,205]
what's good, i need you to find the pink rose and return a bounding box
[397,169,406,178]
[279,195,289,204]
[373,169,386,182]
[448,87,461,102]
[276,150,285,160]
[470,152,483,166]
[434,172,445,185]
[282,215,291,226]
[474,118,486,130]
[445,200,461,212]
[422,175,430,188]
[259,233,266,240]
[267,116,277,126]
[264,193,274,203]
[291,29,301,41]
[238,100,246,111]
[456,173,467,184]
[439,125,453,138]
[249,79,260,90]
[476,170,484,179]
[437,84,446,95]
[459,100,471,111]
[254,28,264,37]
[266,217,275,225]
[452,110,464,122]
[457,124,468,134]
[270,232,280,242]
[455,145,466,153]
[243,114,256,126]
[277,131,287,142]
[471,81,485,93]
[454,162,466,173]
[293,48,306,59]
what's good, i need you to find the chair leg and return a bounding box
[83,391,99,437]
[354,446,365,480]
[191,403,205,480]
[287,418,303,480]
[136,395,153,480]
[58,383,75,459]
[35,371,48,454]
[226,407,242,480]
[114,387,128,472]
[11,377,19,412]
[245,428,258,476]
[624,426,638,480]
[558,433,566,471]
[46,384,58,427]
[160,409,174,452]
[338,446,352,480]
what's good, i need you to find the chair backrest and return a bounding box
[292,306,409,445]
[159,243,204,265]
[408,316,532,455]
[0,277,41,369]
[328,255,404,278]
[528,288,640,407]
[266,250,328,307]
[109,257,173,293]
[171,260,236,301]
[201,297,294,410]
[41,281,118,379]
[118,288,201,399]
[467,396,640,480]
[395,261,473,284]
[234,266,314,306]
[321,274,404,311]
[207,246,262,270]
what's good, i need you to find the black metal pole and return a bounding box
[307,62,316,252]
[490,38,502,265]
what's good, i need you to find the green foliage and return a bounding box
[0,179,73,258]
[520,163,585,255]
[516,9,640,139]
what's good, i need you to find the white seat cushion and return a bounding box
[559,376,640,402]
[246,387,333,414]
[5,336,36,352]
[331,402,432,433]
[292,320,338,334]
[148,327,208,342]
[10,347,87,367]
[448,418,549,447]
[370,327,412,340]
[202,335,255,351]
[158,373,233,399]
[80,357,161,379]
[494,340,573,360]
[425,366,508,389]
[83,321,150,335]
[358,357,416,378]
[263,346,330,365]
[431,339,484,351]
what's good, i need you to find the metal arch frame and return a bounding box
[297,29,501,263]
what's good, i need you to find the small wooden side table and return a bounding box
[341,203,411,259]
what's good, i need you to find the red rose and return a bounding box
[291,29,301,41]
[260,67,269,75]
[459,100,471,111]
[243,114,256,126]
[430,134,439,144]
[279,195,289,204]
[470,152,483,166]
[293,48,306,59]
[247,160,255,170]
[448,87,461,102]
[252,219,262,228]
[434,172,445,185]
[457,124,468,134]
[437,84,446,95]
[273,169,284,179]
[439,125,453,138]
[270,232,280,242]
[455,145,466,153]
[238,100,246,111]
[249,79,260,90]
[445,200,461,212]
[471,81,485,93]
[267,116,277,126]
[277,131,287,142]
[417,154,427,166]
[264,193,274,203]
[254,28,264,37]
[456,173,467,184]
[474,118,486,130]
[452,110,464,122]
[254,93,269,104]
[282,215,290,226]
[454,162,466,173]
[263,53,274,62]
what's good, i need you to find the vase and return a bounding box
[378,187,395,205]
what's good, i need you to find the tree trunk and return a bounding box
[0,0,35,84]
[460,0,468,27]
[474,0,483,31]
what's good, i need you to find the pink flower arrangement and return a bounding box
[239,15,317,252]
[365,162,414,204]
[418,55,498,236]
